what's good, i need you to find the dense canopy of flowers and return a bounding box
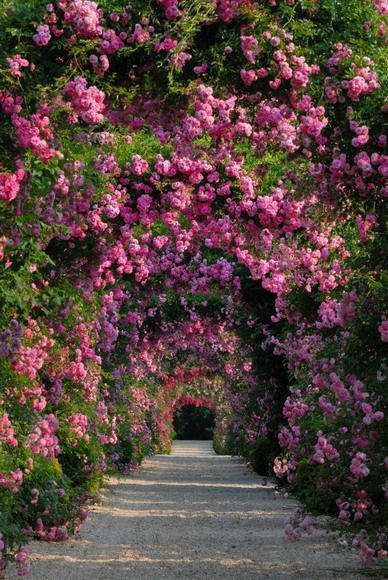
[0,0,387,574]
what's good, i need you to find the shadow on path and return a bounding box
[26,441,363,580]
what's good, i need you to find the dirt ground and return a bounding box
[22,441,364,579]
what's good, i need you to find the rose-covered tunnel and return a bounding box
[0,0,387,574]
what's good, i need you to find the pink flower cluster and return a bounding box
[285,516,314,542]
[15,546,31,577]
[24,414,60,458]
[374,0,388,14]
[11,113,60,162]
[62,77,106,124]
[0,168,25,202]
[343,66,380,101]
[33,517,69,542]
[312,434,340,464]
[89,53,109,76]
[33,25,51,46]
[316,292,357,329]
[0,236,7,261]
[350,452,370,479]
[157,0,181,20]
[0,468,23,493]
[241,35,260,64]
[12,321,55,380]
[0,413,18,447]
[217,0,252,22]
[7,55,30,77]
[378,319,388,342]
[356,214,378,241]
[63,0,103,37]
[69,413,89,439]
[100,29,124,54]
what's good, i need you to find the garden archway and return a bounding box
[173,399,216,441]
[0,0,386,571]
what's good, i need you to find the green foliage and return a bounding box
[173,405,215,440]
[58,437,104,495]
[292,459,339,514]
[20,457,85,533]
[247,437,276,476]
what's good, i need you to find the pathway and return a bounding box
[26,441,363,579]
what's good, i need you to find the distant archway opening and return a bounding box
[173,402,215,440]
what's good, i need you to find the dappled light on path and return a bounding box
[26,441,362,579]
[166,440,217,456]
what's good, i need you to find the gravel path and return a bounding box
[26,441,363,579]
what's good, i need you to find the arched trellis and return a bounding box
[173,395,216,441]
[0,0,385,570]
[174,394,216,411]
